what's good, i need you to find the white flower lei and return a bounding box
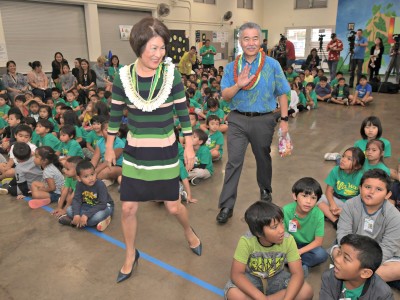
[120,57,175,112]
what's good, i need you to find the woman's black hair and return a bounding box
[360,116,382,139]
[28,61,41,69]
[36,146,63,171]
[110,55,120,66]
[78,59,93,82]
[39,105,53,119]
[376,37,384,50]
[6,60,16,70]
[62,110,81,126]
[37,119,54,132]
[60,124,76,138]
[292,177,323,200]
[245,201,284,238]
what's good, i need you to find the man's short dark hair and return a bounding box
[14,124,33,137]
[129,17,170,57]
[292,177,322,200]
[13,142,31,161]
[340,234,382,273]
[360,169,392,193]
[193,129,208,145]
[245,201,284,237]
[76,160,95,176]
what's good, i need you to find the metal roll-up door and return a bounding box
[0,0,88,73]
[98,8,151,66]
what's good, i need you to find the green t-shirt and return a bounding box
[343,282,365,300]
[189,98,202,109]
[0,117,7,129]
[54,98,66,106]
[195,145,213,175]
[363,160,391,176]
[74,125,87,141]
[313,76,320,85]
[330,78,339,89]
[0,104,10,118]
[200,45,217,65]
[32,131,40,146]
[178,143,188,180]
[194,90,202,103]
[205,130,224,156]
[65,100,81,116]
[309,90,318,108]
[354,138,391,158]
[38,133,61,151]
[64,176,77,191]
[283,202,324,244]
[285,71,298,83]
[233,232,300,279]
[60,139,84,157]
[219,99,231,115]
[48,118,59,132]
[325,166,364,199]
[337,86,345,98]
[86,130,102,148]
[299,91,318,108]
[206,108,225,124]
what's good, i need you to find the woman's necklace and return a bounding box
[233,49,265,90]
[120,58,175,112]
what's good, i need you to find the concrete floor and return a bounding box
[1,92,400,300]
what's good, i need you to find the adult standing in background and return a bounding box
[2,60,29,103]
[72,58,81,79]
[107,55,123,82]
[216,22,290,224]
[27,61,52,100]
[349,29,368,88]
[389,43,400,84]
[178,46,197,78]
[285,38,296,68]
[260,38,268,55]
[326,33,343,81]
[368,37,384,82]
[76,59,96,105]
[92,56,112,92]
[51,52,68,86]
[105,16,202,284]
[200,39,216,70]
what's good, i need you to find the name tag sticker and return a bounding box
[289,220,297,232]
[363,218,374,233]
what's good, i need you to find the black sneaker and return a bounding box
[58,215,72,226]
[190,177,202,186]
[260,190,272,202]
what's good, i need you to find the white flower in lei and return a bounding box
[120,57,175,112]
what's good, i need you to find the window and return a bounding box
[286,28,307,58]
[295,0,327,9]
[194,0,216,4]
[237,0,253,9]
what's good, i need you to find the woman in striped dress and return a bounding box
[105,17,202,283]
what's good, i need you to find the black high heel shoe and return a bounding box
[116,249,140,283]
[189,227,202,256]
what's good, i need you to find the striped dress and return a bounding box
[108,64,192,201]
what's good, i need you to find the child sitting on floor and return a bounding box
[224,201,313,300]
[298,82,317,111]
[330,77,352,105]
[29,146,65,209]
[320,234,393,299]
[61,160,114,232]
[315,76,332,102]
[283,177,328,276]
[202,97,228,133]
[188,129,213,186]
[350,75,373,106]
[363,139,398,180]
[205,115,224,161]
[59,124,84,163]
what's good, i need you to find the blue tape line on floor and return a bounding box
[23,197,224,297]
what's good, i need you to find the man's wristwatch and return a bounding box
[280,116,289,122]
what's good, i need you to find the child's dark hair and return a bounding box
[14,94,26,103]
[118,124,128,140]
[338,77,345,82]
[90,115,104,125]
[60,124,76,138]
[104,91,112,99]
[319,76,328,82]
[66,156,83,166]
[37,119,54,132]
[24,116,37,128]
[63,110,81,126]
[366,139,385,163]
[56,102,66,109]
[193,129,208,145]
[317,68,324,74]
[206,114,220,126]
[96,87,105,93]
[360,116,382,139]
[36,146,62,171]
[342,147,365,172]
[306,82,315,89]
[0,93,9,103]
[204,87,212,96]
[66,90,74,97]
[336,71,343,76]
[90,94,100,101]
[14,124,33,137]
[201,80,208,86]
[245,201,284,237]
[187,88,195,97]
[8,107,24,121]
[101,120,109,131]
[207,97,219,109]
[360,169,392,193]
[76,160,95,176]
[39,105,52,118]
[209,77,216,84]
[292,177,323,200]
[51,87,61,94]
[360,75,367,81]
[340,234,382,273]
[12,142,31,161]
[189,112,198,121]
[95,101,110,118]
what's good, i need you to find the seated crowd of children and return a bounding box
[1,60,399,299]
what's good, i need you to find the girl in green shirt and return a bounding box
[364,139,397,180]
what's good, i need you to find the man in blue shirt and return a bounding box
[349,29,368,88]
[216,22,290,224]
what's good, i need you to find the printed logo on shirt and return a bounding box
[247,252,286,279]
[82,191,98,206]
[336,181,359,196]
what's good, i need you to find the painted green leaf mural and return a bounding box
[372,4,381,15]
